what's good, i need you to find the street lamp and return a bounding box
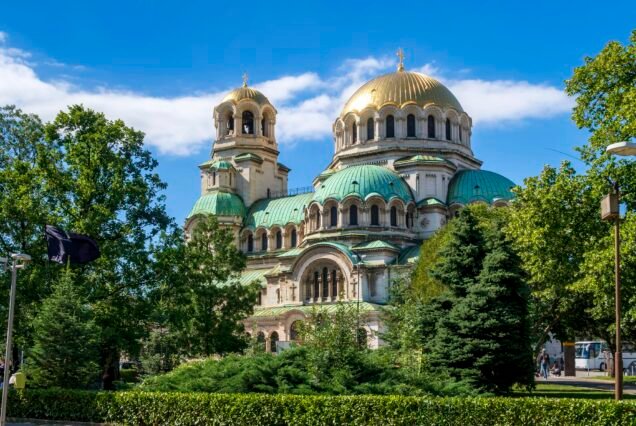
[0,253,31,426]
[602,141,635,401]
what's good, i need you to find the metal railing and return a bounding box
[269,186,314,199]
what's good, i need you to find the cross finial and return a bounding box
[396,48,405,72]
[242,72,249,87]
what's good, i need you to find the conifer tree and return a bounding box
[27,267,99,388]
[428,208,534,394]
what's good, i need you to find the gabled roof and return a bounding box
[394,155,455,168]
[187,191,246,218]
[199,159,235,170]
[417,197,446,207]
[240,268,271,288]
[353,240,400,252]
[244,193,313,229]
[447,170,515,206]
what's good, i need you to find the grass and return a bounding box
[515,383,636,400]
[589,375,636,384]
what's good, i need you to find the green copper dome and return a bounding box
[313,165,414,204]
[447,170,515,205]
[188,191,246,218]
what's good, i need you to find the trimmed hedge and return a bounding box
[7,389,636,425]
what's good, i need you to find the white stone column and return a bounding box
[374,118,381,141]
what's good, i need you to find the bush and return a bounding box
[7,389,636,425]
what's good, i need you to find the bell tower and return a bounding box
[206,76,289,208]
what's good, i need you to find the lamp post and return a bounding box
[0,253,31,426]
[603,141,636,401]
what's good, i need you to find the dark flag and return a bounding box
[45,225,100,265]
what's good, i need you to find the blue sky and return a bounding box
[1,1,634,224]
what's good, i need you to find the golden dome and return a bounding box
[341,70,463,116]
[221,86,271,106]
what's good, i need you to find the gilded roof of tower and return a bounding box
[221,86,271,106]
[341,70,463,116]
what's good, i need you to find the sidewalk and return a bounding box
[540,371,636,395]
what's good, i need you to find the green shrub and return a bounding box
[7,389,636,425]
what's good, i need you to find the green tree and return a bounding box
[0,106,61,353]
[506,163,606,349]
[428,208,534,394]
[157,215,259,357]
[410,221,455,301]
[43,105,173,387]
[26,267,99,388]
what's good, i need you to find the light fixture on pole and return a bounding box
[0,253,31,426]
[602,141,635,401]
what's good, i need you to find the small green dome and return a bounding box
[447,170,515,205]
[188,191,246,218]
[313,165,414,204]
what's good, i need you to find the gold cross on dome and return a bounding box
[242,72,249,87]
[396,48,405,72]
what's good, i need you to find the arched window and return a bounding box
[229,173,232,186]
[330,206,338,227]
[257,291,262,306]
[352,122,357,144]
[371,205,380,226]
[242,111,254,135]
[445,118,451,141]
[366,117,374,141]
[407,114,416,137]
[226,113,234,135]
[267,188,271,198]
[331,270,337,299]
[290,320,301,341]
[349,205,358,226]
[270,332,279,353]
[247,234,254,252]
[406,212,413,228]
[322,268,329,298]
[459,125,463,142]
[212,171,216,186]
[390,206,397,227]
[262,118,268,137]
[276,288,281,303]
[386,115,395,138]
[256,331,266,351]
[275,230,282,249]
[313,271,319,300]
[261,232,268,251]
[290,229,297,247]
[428,115,435,138]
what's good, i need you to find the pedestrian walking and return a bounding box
[540,353,550,380]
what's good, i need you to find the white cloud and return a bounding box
[0,34,572,156]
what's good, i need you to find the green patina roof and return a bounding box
[251,301,382,318]
[394,155,454,167]
[353,240,400,251]
[188,191,246,218]
[235,153,263,164]
[199,159,235,170]
[397,245,420,265]
[417,197,446,207]
[277,162,291,172]
[447,170,515,206]
[313,165,414,204]
[245,193,314,229]
[240,268,270,288]
[277,247,305,258]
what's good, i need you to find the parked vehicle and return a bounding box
[575,340,636,372]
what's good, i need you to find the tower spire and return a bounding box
[242,72,249,87]
[396,48,405,72]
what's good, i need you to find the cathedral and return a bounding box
[185,52,515,350]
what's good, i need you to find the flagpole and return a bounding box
[0,254,30,426]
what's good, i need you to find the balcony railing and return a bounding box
[269,186,314,199]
